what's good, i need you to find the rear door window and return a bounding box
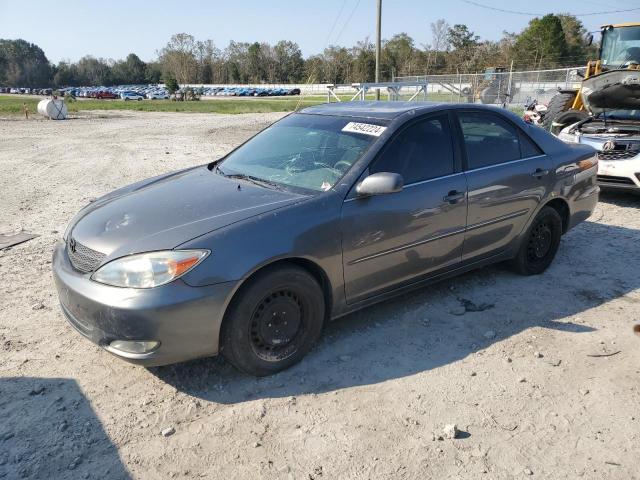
[518,130,544,158]
[457,112,522,169]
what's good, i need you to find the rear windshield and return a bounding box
[217,113,387,192]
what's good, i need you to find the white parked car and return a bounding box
[121,92,145,101]
[146,91,169,100]
[558,109,640,194]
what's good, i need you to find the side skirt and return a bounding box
[331,248,514,321]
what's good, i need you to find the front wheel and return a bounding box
[221,265,325,376]
[510,206,562,275]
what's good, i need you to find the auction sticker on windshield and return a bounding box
[342,122,387,137]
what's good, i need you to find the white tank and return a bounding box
[37,99,68,120]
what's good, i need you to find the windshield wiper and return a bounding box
[224,173,284,191]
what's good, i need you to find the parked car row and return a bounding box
[59,85,169,100]
[1,87,53,95]
[1,84,302,99]
[196,86,301,97]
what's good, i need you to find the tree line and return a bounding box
[0,13,597,88]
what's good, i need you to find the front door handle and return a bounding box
[443,190,465,203]
[531,168,549,178]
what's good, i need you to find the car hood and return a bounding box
[69,166,306,260]
[581,69,640,115]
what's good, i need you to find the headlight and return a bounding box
[91,250,209,288]
[557,131,577,143]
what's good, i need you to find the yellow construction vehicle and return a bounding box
[544,23,640,133]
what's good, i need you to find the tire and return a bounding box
[549,109,589,136]
[510,206,562,276]
[541,92,577,131]
[221,265,325,376]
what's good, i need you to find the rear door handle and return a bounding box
[531,168,549,178]
[443,190,465,203]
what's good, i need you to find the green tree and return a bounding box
[247,42,264,82]
[513,14,568,69]
[0,39,52,87]
[382,33,415,78]
[273,40,304,82]
[557,14,597,65]
[111,53,146,84]
[447,25,480,72]
[351,39,376,82]
[144,62,163,83]
[158,33,198,83]
[75,56,112,85]
[164,76,179,94]
[447,25,479,51]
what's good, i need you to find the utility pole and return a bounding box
[375,0,381,100]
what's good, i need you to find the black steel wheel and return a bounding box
[527,220,553,264]
[249,289,306,362]
[221,265,325,376]
[510,206,562,275]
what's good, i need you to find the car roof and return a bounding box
[299,101,527,124]
[298,101,447,120]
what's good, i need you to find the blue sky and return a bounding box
[1,0,638,62]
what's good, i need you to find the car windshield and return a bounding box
[216,113,386,192]
[601,26,640,67]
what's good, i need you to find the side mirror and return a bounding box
[356,172,404,197]
[584,33,593,46]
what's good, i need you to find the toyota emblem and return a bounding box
[602,140,616,151]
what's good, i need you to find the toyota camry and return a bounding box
[53,102,598,376]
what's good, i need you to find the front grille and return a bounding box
[67,238,106,273]
[597,150,639,161]
[597,175,635,185]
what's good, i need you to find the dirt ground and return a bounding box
[1,111,639,480]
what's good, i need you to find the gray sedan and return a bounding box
[53,102,598,376]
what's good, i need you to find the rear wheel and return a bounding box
[510,206,562,275]
[221,265,325,376]
[542,92,577,131]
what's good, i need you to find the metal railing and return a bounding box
[326,81,429,102]
[393,67,587,106]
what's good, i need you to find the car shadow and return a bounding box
[0,377,131,480]
[151,219,639,405]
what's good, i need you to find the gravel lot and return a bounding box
[1,111,639,480]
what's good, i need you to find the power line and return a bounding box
[333,0,363,46]
[460,0,640,17]
[324,0,348,48]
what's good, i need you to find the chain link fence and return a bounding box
[394,67,587,107]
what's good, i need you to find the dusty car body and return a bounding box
[53,102,598,375]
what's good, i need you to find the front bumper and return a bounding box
[52,242,236,366]
[597,157,640,193]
